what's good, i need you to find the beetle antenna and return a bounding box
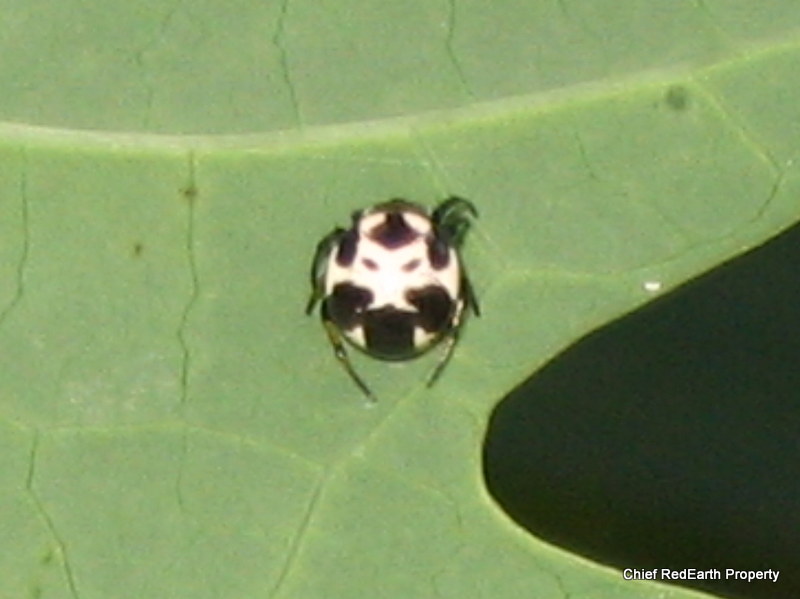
[432,196,478,246]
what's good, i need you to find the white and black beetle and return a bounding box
[306,197,480,402]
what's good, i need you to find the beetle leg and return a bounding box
[461,273,481,317]
[426,302,468,388]
[305,227,346,315]
[426,327,460,389]
[322,318,377,403]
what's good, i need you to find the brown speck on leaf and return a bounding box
[664,85,690,112]
[181,184,198,203]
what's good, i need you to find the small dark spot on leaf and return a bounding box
[40,547,54,565]
[132,242,144,257]
[665,85,690,111]
[180,184,198,204]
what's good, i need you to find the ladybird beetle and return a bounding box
[306,197,479,402]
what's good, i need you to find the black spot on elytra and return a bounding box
[335,229,359,266]
[362,307,416,359]
[407,286,453,332]
[427,236,450,269]
[370,212,418,249]
[324,283,373,330]
[402,258,421,272]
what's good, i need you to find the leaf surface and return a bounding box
[1,2,799,598]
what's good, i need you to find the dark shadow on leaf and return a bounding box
[484,221,800,599]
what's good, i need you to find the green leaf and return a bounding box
[1,1,799,598]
